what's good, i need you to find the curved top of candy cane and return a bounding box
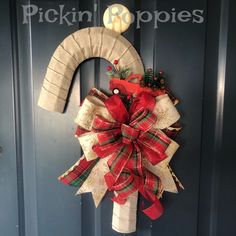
[38,27,144,113]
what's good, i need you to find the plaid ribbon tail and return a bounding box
[139,174,164,220]
[58,157,99,188]
[142,198,164,220]
[105,144,134,189]
[112,174,141,204]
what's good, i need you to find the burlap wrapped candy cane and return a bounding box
[36,26,182,233]
[59,88,182,233]
[37,27,144,113]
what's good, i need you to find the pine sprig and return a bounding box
[140,68,167,90]
[106,60,131,80]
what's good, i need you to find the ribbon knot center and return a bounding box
[121,124,140,144]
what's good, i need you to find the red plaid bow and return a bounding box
[91,94,171,220]
[60,92,172,220]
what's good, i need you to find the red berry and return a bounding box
[107,66,113,71]
[159,70,164,74]
[148,83,151,87]
[147,68,153,72]
[113,60,119,65]
[154,77,158,81]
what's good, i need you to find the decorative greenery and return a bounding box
[106,59,132,79]
[140,68,166,90]
[106,62,168,92]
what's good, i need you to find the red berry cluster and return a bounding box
[140,68,166,90]
[107,59,119,71]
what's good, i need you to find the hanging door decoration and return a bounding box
[38,24,183,233]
